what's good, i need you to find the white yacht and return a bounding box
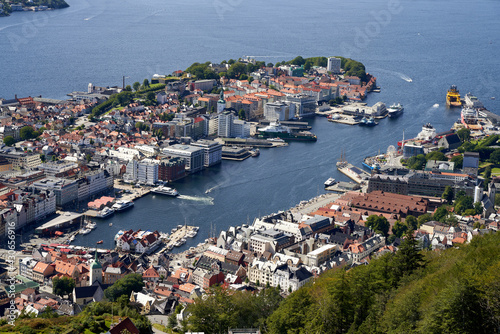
[324,178,336,187]
[151,185,179,197]
[79,228,91,235]
[95,207,115,218]
[112,200,134,212]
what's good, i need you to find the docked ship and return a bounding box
[387,103,404,118]
[151,185,179,197]
[398,123,437,147]
[112,200,134,212]
[95,207,114,219]
[257,122,317,141]
[362,159,381,171]
[461,107,482,130]
[324,177,336,187]
[446,85,462,108]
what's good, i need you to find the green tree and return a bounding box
[456,128,471,142]
[20,126,36,140]
[3,136,15,146]
[227,62,247,79]
[392,220,408,238]
[104,273,144,301]
[238,109,246,120]
[391,231,424,282]
[442,185,454,203]
[417,213,433,227]
[146,91,156,101]
[290,56,305,66]
[451,154,463,169]
[490,149,500,164]
[454,196,474,215]
[142,78,150,88]
[365,215,390,237]
[125,85,132,91]
[426,151,446,161]
[405,215,418,231]
[406,154,427,170]
[133,81,141,91]
[52,276,75,297]
[434,206,450,222]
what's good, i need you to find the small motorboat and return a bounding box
[97,240,103,244]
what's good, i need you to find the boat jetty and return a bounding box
[336,152,371,184]
[159,225,200,253]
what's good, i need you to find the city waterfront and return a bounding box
[1,0,499,251]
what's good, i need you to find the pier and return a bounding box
[159,225,199,253]
[337,162,371,184]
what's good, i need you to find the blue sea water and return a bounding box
[1,0,499,249]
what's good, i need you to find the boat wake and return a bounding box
[400,74,413,82]
[370,68,413,83]
[432,103,439,108]
[177,195,214,205]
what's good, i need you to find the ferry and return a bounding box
[151,185,179,197]
[257,122,317,141]
[324,177,337,187]
[112,200,134,212]
[387,103,404,118]
[95,207,115,219]
[446,85,462,108]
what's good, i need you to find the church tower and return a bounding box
[217,90,226,113]
[89,251,102,286]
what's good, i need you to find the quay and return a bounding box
[219,137,273,148]
[328,115,360,125]
[159,225,199,253]
[337,162,371,184]
[325,181,361,193]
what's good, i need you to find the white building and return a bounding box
[162,144,204,173]
[232,119,251,138]
[218,111,234,138]
[137,160,159,185]
[327,57,342,74]
[264,101,296,121]
[191,140,223,167]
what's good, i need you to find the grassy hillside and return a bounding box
[265,232,500,334]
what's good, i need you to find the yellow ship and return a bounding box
[446,85,462,107]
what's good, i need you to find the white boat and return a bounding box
[171,227,177,233]
[109,223,113,227]
[151,185,179,197]
[112,200,134,212]
[95,207,115,219]
[266,137,285,143]
[387,103,404,118]
[85,221,97,230]
[79,228,91,235]
[186,230,197,238]
[174,241,182,247]
[69,235,75,242]
[324,177,336,187]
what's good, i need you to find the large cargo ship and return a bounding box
[257,122,317,141]
[446,85,462,108]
